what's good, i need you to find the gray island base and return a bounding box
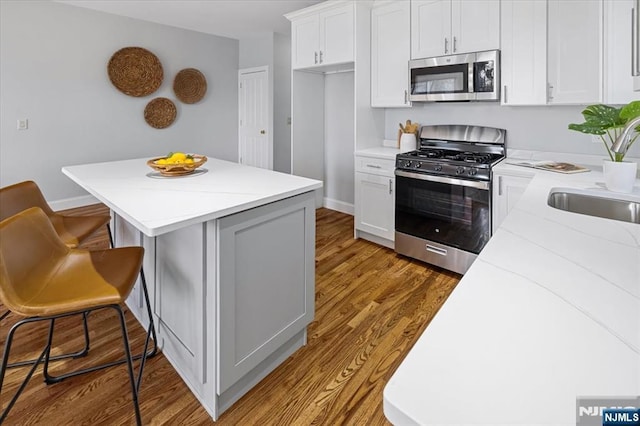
[62,157,322,419]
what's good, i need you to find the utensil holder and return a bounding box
[400,133,417,153]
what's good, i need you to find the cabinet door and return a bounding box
[547,0,602,104]
[355,172,395,241]
[451,0,500,54]
[411,0,451,58]
[500,0,547,105]
[492,173,532,234]
[604,0,637,104]
[319,3,354,65]
[371,1,411,107]
[217,192,315,394]
[292,14,320,69]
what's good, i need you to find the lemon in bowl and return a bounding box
[147,152,207,176]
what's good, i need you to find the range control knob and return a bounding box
[468,168,477,176]
[404,161,412,168]
[415,162,421,168]
[456,166,465,175]
[434,164,443,172]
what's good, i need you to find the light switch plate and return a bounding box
[17,119,28,130]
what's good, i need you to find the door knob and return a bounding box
[260,130,266,134]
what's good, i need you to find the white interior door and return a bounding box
[239,66,271,169]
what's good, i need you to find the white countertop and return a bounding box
[62,157,322,237]
[384,165,640,425]
[355,146,402,160]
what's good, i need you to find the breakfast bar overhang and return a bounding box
[62,157,323,420]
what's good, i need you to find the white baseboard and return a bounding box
[49,194,100,211]
[323,197,354,215]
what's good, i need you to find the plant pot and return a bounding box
[603,160,638,193]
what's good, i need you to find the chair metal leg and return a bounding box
[106,223,114,248]
[113,305,143,426]
[42,268,157,385]
[6,312,90,369]
[135,268,157,392]
[0,317,52,423]
[2,266,155,423]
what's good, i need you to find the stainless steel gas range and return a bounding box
[394,124,506,274]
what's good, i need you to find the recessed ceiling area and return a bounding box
[56,0,324,39]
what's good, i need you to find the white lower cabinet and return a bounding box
[354,154,395,247]
[492,171,533,234]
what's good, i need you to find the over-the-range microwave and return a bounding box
[409,50,500,102]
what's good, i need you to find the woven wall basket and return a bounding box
[144,97,176,129]
[173,68,207,104]
[108,47,163,97]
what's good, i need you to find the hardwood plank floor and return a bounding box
[1,205,460,425]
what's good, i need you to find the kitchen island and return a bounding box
[384,164,639,425]
[63,157,322,420]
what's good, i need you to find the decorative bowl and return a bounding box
[147,154,207,176]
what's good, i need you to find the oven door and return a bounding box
[395,170,491,255]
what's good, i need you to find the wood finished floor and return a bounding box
[1,205,460,425]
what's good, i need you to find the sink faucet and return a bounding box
[611,116,640,159]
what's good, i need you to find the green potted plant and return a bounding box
[568,100,640,192]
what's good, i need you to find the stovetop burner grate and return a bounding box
[395,125,506,181]
[404,149,503,165]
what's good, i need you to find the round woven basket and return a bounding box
[144,98,177,129]
[173,68,207,104]
[108,47,163,97]
[147,154,208,176]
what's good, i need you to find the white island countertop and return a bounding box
[63,157,322,237]
[384,167,640,425]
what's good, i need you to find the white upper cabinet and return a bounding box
[371,0,411,107]
[500,0,548,105]
[547,0,602,104]
[292,14,321,69]
[289,2,354,70]
[411,0,451,58]
[411,0,500,59]
[604,0,638,104]
[451,0,501,55]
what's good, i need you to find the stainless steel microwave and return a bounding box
[409,50,500,102]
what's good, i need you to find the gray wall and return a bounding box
[325,72,355,205]
[0,1,239,202]
[385,103,640,158]
[274,33,292,174]
[239,33,292,174]
[239,34,274,69]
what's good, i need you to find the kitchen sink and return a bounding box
[547,188,640,224]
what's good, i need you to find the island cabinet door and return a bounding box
[216,192,316,395]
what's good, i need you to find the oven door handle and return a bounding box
[395,170,490,190]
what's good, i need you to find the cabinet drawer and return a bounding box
[355,156,396,176]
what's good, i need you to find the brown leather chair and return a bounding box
[0,207,156,425]
[0,180,112,248]
[0,180,113,365]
